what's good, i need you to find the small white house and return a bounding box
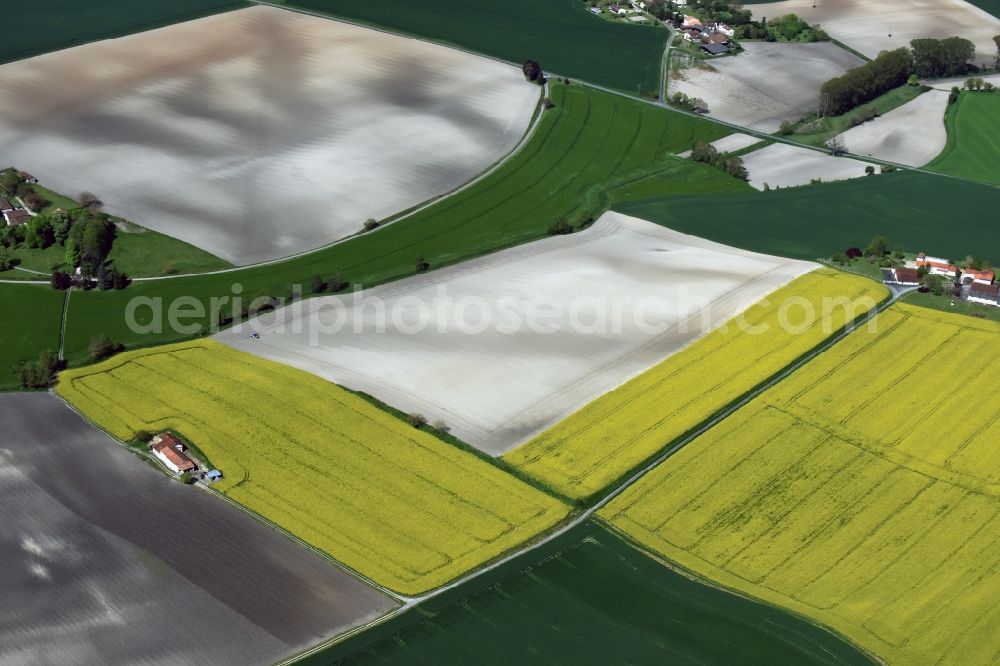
[589,6,602,14]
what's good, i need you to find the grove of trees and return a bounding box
[818,48,913,116]
[818,37,977,117]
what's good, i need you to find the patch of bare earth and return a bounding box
[216,212,816,456]
[670,42,863,132]
[0,6,538,264]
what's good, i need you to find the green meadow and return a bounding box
[309,523,874,666]
[0,0,248,64]
[616,171,1000,260]
[928,92,1000,186]
[281,0,668,93]
[0,284,65,389]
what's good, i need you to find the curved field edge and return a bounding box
[55,339,570,596]
[614,170,1000,261]
[0,1,250,65]
[300,522,875,666]
[56,82,738,362]
[275,0,668,94]
[598,304,1000,665]
[506,268,889,502]
[925,92,1000,185]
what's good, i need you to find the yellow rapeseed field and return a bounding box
[601,303,1000,665]
[57,340,568,596]
[506,268,888,501]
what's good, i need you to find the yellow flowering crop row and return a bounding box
[505,268,888,501]
[601,303,1000,665]
[57,340,568,595]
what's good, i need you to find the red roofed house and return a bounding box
[961,268,995,285]
[18,171,37,184]
[892,267,920,286]
[969,282,1000,307]
[151,433,197,475]
[915,253,958,276]
[3,209,30,226]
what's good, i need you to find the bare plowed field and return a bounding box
[217,212,815,455]
[0,393,394,665]
[670,43,863,132]
[749,0,1000,63]
[838,90,949,166]
[742,143,876,190]
[0,6,538,264]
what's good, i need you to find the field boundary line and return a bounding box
[47,389,409,606]
[57,287,71,361]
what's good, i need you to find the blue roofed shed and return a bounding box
[206,469,223,481]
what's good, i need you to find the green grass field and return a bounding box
[615,171,1000,261]
[927,92,1000,185]
[310,522,873,665]
[280,0,668,93]
[0,0,248,64]
[53,83,739,368]
[0,284,65,389]
[107,229,232,277]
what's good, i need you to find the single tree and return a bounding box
[51,270,72,290]
[310,273,326,293]
[89,335,121,360]
[865,165,876,176]
[826,134,847,155]
[363,218,379,232]
[406,413,428,428]
[522,60,543,84]
[78,191,103,210]
[415,255,430,272]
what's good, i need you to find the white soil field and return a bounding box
[837,90,950,166]
[677,132,762,158]
[216,212,815,456]
[749,0,1000,63]
[670,43,864,132]
[742,143,876,190]
[0,6,538,265]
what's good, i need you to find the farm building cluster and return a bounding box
[681,15,735,54]
[150,432,223,482]
[886,253,999,307]
[590,0,659,22]
[1,172,37,226]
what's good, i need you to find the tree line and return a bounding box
[818,37,983,116]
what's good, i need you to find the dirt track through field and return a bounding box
[0,6,537,265]
[0,393,394,665]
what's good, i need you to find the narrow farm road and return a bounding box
[57,287,72,361]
